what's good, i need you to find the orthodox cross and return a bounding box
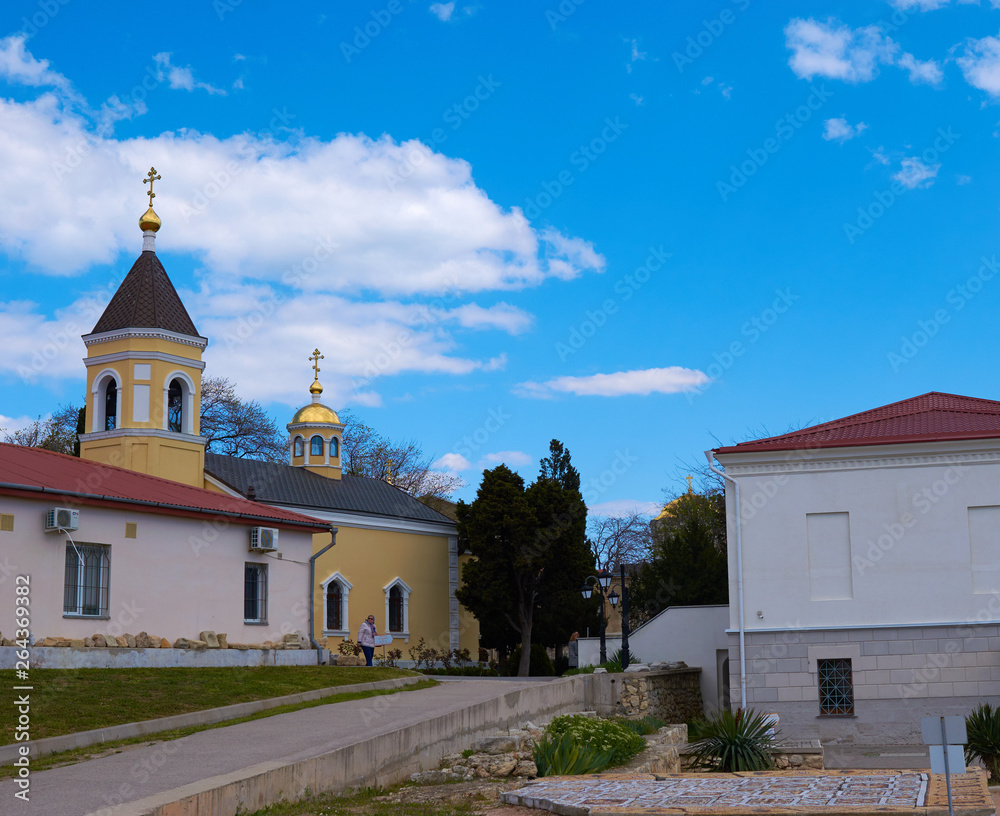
[143,167,161,207]
[686,474,693,493]
[309,348,324,379]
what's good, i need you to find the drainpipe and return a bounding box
[705,450,746,710]
[309,526,338,664]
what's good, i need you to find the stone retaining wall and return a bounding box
[0,645,322,669]
[594,667,703,722]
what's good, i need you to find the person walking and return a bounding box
[358,614,377,666]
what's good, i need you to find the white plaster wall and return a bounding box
[718,441,1000,633]
[0,495,317,644]
[578,604,730,712]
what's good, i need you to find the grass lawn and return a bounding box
[0,666,415,743]
[247,782,511,816]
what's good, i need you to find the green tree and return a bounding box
[2,404,81,455]
[456,440,595,677]
[628,487,728,625]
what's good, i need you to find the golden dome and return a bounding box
[291,403,341,425]
[309,378,323,395]
[139,206,161,233]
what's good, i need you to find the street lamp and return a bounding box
[581,568,613,664]
[580,566,630,669]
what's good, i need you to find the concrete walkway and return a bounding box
[1,678,555,816]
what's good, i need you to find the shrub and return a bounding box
[966,703,1000,783]
[547,715,647,767]
[614,715,666,736]
[375,648,402,667]
[506,644,554,677]
[532,732,615,777]
[563,665,596,676]
[688,708,777,772]
[337,638,362,657]
[602,649,642,673]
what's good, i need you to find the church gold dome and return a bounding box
[291,403,341,425]
[139,206,162,233]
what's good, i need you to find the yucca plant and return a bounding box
[614,715,667,736]
[532,732,615,777]
[965,703,1000,783]
[688,707,777,772]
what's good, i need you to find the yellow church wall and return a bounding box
[312,525,478,658]
[86,336,204,361]
[79,436,204,487]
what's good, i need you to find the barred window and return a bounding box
[818,658,854,716]
[245,563,268,623]
[388,585,404,633]
[64,543,110,617]
[326,582,342,630]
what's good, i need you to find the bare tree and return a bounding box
[340,410,462,503]
[200,377,286,462]
[587,512,653,571]
[2,404,82,456]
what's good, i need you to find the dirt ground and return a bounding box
[369,778,536,815]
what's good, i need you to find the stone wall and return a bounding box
[594,667,703,722]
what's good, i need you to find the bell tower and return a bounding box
[79,168,208,487]
[287,349,344,479]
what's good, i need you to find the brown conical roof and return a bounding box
[92,250,200,337]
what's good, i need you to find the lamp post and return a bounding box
[581,568,612,664]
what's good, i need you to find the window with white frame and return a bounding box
[293,436,304,457]
[383,577,412,638]
[64,543,110,617]
[322,572,352,635]
[310,435,324,457]
[244,563,268,623]
[92,369,121,432]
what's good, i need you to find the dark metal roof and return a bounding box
[0,443,327,530]
[204,453,455,526]
[714,392,1000,455]
[91,251,201,337]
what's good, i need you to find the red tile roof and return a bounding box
[713,392,1000,456]
[0,443,328,530]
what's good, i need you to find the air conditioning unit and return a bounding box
[44,508,79,533]
[249,527,279,552]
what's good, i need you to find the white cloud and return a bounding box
[785,18,898,83]
[957,174,973,184]
[587,499,660,517]
[432,452,471,471]
[898,52,943,85]
[891,0,950,9]
[0,35,72,91]
[626,39,647,73]
[957,33,1000,97]
[516,366,709,399]
[822,117,868,142]
[0,40,603,295]
[429,2,455,21]
[894,156,940,188]
[0,413,40,436]
[448,303,533,334]
[629,93,645,106]
[153,53,226,95]
[478,450,533,468]
[871,147,891,165]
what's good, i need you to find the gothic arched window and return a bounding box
[104,380,118,431]
[167,379,183,433]
[388,585,404,633]
[310,435,324,456]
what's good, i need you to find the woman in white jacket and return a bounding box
[358,614,377,666]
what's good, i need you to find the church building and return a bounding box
[74,169,477,660]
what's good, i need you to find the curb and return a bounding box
[0,675,424,766]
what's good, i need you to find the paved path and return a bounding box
[503,770,995,815]
[1,678,546,816]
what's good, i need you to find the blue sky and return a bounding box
[1,0,999,513]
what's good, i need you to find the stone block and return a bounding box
[513,760,537,778]
[70,639,85,649]
[115,636,128,648]
[91,634,107,647]
[218,633,228,649]
[83,637,93,647]
[124,633,136,648]
[876,654,902,670]
[188,639,208,650]
[200,631,220,649]
[173,638,190,649]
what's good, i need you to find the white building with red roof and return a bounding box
[0,443,329,659]
[711,392,1000,743]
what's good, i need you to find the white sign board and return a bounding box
[930,745,966,775]
[921,715,967,746]
[374,634,393,646]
